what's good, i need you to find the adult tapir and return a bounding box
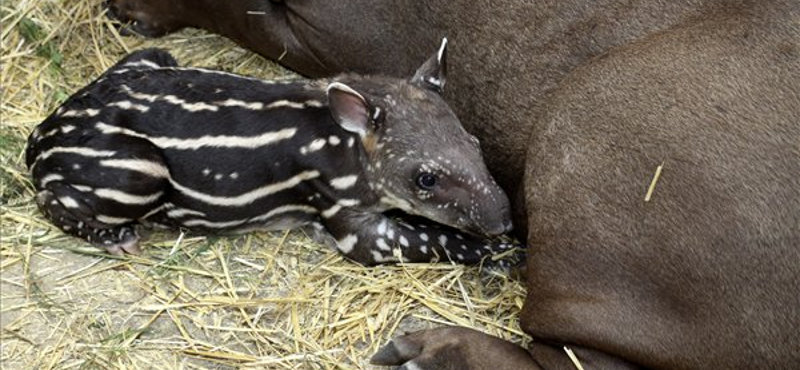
[105,0,800,368]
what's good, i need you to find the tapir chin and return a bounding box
[104,0,799,368]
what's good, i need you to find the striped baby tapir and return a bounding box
[25,41,516,265]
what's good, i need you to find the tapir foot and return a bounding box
[95,227,141,256]
[36,188,142,256]
[103,0,181,37]
[372,327,540,370]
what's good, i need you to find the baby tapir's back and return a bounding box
[28,50,365,231]
[26,47,516,265]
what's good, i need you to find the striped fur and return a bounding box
[25,48,515,265]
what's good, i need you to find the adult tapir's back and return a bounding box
[107,0,766,229]
[522,3,799,369]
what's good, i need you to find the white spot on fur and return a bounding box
[377,220,388,235]
[399,236,409,247]
[58,196,80,209]
[60,109,100,118]
[328,136,341,146]
[300,138,327,154]
[376,238,391,251]
[330,175,358,190]
[438,235,448,246]
[108,100,150,113]
[336,234,358,254]
[371,251,385,262]
[419,233,429,242]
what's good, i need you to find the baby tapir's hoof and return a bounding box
[36,188,141,256]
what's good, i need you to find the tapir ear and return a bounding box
[327,82,370,137]
[411,37,448,93]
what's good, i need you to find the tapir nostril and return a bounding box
[483,218,513,237]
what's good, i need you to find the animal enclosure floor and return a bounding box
[0,1,527,369]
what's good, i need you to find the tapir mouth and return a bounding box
[475,217,513,237]
[486,217,514,236]
[460,211,514,238]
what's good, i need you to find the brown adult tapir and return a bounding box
[105,0,799,368]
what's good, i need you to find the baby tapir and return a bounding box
[25,42,515,265]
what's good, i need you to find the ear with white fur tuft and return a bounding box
[411,37,448,93]
[327,82,371,137]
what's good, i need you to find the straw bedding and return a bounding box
[0,1,528,368]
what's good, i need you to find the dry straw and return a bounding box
[0,1,527,369]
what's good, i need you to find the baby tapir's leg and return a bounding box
[324,210,517,265]
[31,134,169,254]
[35,183,141,254]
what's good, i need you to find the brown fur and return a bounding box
[104,0,800,368]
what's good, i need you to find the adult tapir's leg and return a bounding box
[104,0,328,73]
[103,0,437,77]
[371,328,540,370]
[372,327,641,370]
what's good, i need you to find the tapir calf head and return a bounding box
[326,39,513,236]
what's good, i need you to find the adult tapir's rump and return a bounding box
[102,0,799,368]
[516,5,800,369]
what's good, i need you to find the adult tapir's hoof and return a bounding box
[103,0,182,37]
[371,327,539,370]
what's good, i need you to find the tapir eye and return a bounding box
[416,173,438,190]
